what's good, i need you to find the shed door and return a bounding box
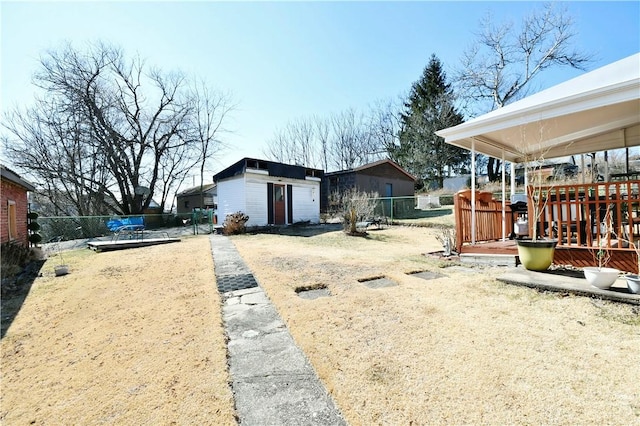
[385,183,393,197]
[274,184,286,225]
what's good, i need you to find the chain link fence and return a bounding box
[34,195,454,242]
[370,195,452,221]
[36,210,217,242]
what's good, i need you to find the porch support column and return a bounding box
[501,150,506,241]
[471,139,476,245]
[510,162,516,196]
[580,154,585,184]
[625,129,629,174]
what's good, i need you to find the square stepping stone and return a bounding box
[297,288,331,300]
[407,270,445,280]
[358,276,398,289]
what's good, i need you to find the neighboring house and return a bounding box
[514,162,579,185]
[212,158,323,227]
[443,174,490,192]
[1,165,36,246]
[143,199,163,215]
[321,159,416,212]
[176,183,216,215]
[443,175,471,192]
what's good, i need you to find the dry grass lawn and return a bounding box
[1,236,235,425]
[232,226,640,425]
[2,222,639,425]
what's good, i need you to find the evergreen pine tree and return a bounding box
[392,54,468,189]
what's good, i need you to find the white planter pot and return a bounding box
[55,265,69,277]
[625,274,640,294]
[583,267,619,289]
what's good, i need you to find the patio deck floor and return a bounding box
[498,267,640,305]
[459,240,518,255]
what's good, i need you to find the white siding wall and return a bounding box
[217,176,246,222]
[245,177,268,227]
[292,180,320,223]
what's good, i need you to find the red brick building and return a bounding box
[1,166,36,246]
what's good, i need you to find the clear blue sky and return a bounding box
[2,1,639,177]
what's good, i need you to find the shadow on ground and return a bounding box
[1,260,45,339]
[395,208,453,220]
[251,223,344,237]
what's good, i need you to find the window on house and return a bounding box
[306,168,320,177]
[184,200,190,209]
[8,200,17,240]
[247,160,268,170]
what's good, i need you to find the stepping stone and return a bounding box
[359,277,398,289]
[407,270,445,280]
[297,288,331,300]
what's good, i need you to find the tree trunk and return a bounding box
[488,158,502,182]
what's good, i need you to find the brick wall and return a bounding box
[1,180,29,246]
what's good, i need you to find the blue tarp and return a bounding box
[107,216,144,232]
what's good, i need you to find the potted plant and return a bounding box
[515,156,558,271]
[52,236,69,277]
[583,206,619,289]
[623,243,640,294]
[615,228,640,294]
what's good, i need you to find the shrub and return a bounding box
[222,212,249,235]
[1,242,36,279]
[28,233,42,244]
[330,188,378,235]
[439,195,454,206]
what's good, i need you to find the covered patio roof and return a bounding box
[436,53,640,163]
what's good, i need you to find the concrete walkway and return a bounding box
[209,234,346,425]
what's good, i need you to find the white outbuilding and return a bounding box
[213,158,323,227]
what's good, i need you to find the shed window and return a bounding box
[184,200,190,209]
[247,160,268,170]
[8,200,17,240]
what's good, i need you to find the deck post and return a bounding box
[510,163,515,196]
[501,150,506,241]
[471,139,476,245]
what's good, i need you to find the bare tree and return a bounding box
[328,108,382,171]
[367,97,403,158]
[2,42,233,215]
[314,114,331,172]
[456,3,592,181]
[264,106,390,172]
[187,81,234,211]
[263,117,319,167]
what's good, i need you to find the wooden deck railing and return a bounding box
[453,181,640,273]
[453,189,514,252]
[530,180,640,248]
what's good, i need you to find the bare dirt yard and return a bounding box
[1,236,235,425]
[2,222,639,425]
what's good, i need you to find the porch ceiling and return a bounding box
[436,53,640,163]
